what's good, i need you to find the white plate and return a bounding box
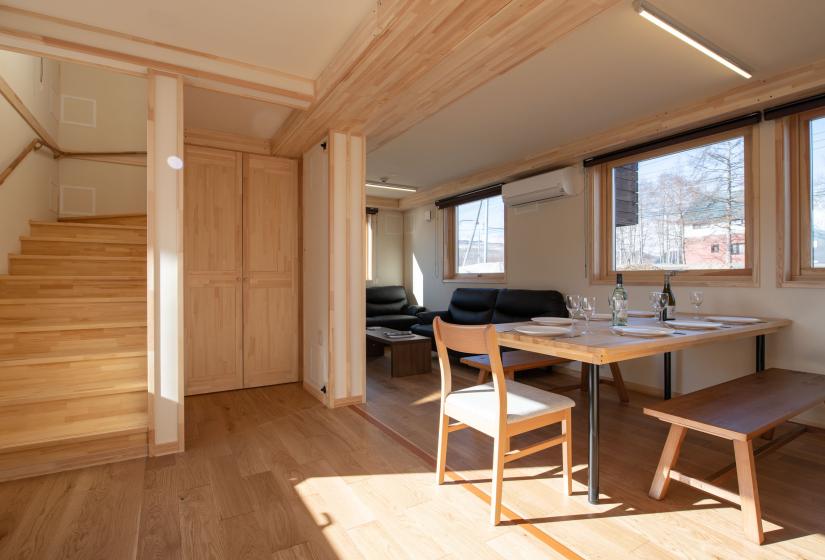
[706,316,762,325]
[610,326,672,338]
[628,310,656,318]
[665,320,723,330]
[531,316,573,326]
[590,313,612,321]
[514,325,572,337]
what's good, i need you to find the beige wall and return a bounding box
[57,62,146,216]
[369,209,404,287]
[0,51,59,274]
[404,119,825,428]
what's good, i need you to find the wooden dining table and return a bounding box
[497,314,791,505]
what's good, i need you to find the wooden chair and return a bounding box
[433,317,575,525]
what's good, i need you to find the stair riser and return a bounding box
[9,258,146,276]
[0,327,146,358]
[0,356,146,405]
[30,223,146,243]
[21,239,146,257]
[0,278,145,298]
[0,301,145,324]
[0,431,147,483]
[61,216,147,226]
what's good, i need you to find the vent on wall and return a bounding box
[59,185,96,216]
[60,95,96,127]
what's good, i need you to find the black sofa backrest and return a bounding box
[366,285,408,317]
[492,288,567,323]
[447,288,499,325]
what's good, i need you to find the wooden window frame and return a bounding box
[589,126,759,287]
[777,107,825,287]
[442,197,507,283]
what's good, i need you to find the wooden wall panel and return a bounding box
[242,154,299,388]
[183,146,243,395]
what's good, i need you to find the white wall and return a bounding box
[0,51,59,274]
[404,119,825,427]
[369,209,404,287]
[58,62,146,216]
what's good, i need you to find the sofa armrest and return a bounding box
[416,310,447,325]
[403,304,426,316]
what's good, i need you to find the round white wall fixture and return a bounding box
[166,155,184,170]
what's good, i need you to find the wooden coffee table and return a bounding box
[366,327,432,377]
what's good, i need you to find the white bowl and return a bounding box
[610,326,672,338]
[514,325,572,337]
[531,316,573,326]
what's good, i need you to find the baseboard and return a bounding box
[302,380,328,406]
[149,440,181,457]
[331,394,365,408]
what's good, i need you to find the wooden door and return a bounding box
[183,146,243,395]
[242,154,300,387]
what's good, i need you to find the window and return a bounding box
[779,107,825,285]
[592,127,757,285]
[443,195,505,280]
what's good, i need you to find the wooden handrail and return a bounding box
[0,139,43,187]
[58,150,147,158]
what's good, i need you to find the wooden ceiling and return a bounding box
[270,0,619,158]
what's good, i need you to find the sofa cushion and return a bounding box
[366,285,408,317]
[366,315,420,331]
[447,288,499,325]
[492,289,567,324]
[410,323,433,338]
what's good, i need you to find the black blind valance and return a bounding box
[763,92,825,121]
[434,184,502,209]
[582,112,762,168]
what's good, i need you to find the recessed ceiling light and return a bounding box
[365,181,418,193]
[634,0,752,79]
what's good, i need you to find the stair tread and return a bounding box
[0,275,145,281]
[0,412,148,453]
[0,378,146,407]
[0,349,146,367]
[0,296,145,304]
[30,220,146,231]
[10,254,146,261]
[0,320,146,334]
[20,236,147,245]
[58,213,146,222]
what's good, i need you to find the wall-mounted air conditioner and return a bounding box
[501,165,583,207]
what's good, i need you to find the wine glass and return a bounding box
[581,296,596,335]
[690,291,704,319]
[565,294,581,331]
[649,291,666,324]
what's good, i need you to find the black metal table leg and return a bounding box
[588,363,600,504]
[756,334,766,372]
[664,352,672,400]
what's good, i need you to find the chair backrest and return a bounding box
[432,317,507,414]
[365,285,408,317]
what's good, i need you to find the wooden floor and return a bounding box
[363,353,825,559]
[0,382,565,560]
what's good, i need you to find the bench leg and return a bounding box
[733,439,764,544]
[649,425,687,500]
[609,362,630,403]
[477,368,488,385]
[504,369,515,381]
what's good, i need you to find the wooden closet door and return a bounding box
[242,154,300,388]
[183,146,244,395]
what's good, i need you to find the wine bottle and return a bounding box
[611,273,628,326]
[662,272,676,321]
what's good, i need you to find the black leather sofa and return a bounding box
[411,288,567,347]
[366,285,426,330]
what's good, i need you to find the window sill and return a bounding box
[591,270,758,288]
[443,275,506,284]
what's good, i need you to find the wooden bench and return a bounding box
[644,368,825,544]
[462,350,630,402]
[461,350,567,385]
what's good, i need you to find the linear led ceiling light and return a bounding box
[633,0,752,79]
[365,181,418,193]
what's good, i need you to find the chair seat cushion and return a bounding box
[444,381,574,435]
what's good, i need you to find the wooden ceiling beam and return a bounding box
[270,0,619,158]
[398,55,825,210]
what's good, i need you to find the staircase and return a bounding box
[0,214,148,481]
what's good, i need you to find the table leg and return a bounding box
[755,334,765,373]
[588,362,600,504]
[663,352,672,400]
